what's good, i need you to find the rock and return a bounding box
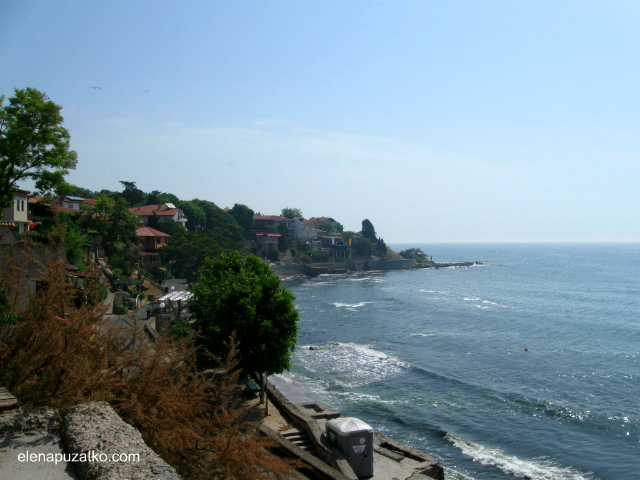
[62,402,181,480]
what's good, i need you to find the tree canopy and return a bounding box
[192,199,245,250]
[361,219,377,241]
[281,207,302,219]
[229,203,254,235]
[190,251,299,375]
[0,87,77,208]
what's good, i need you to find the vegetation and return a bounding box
[354,236,374,257]
[0,87,77,208]
[189,250,300,376]
[0,236,299,480]
[361,218,376,241]
[280,207,302,219]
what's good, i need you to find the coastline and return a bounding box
[263,374,445,480]
[271,259,485,279]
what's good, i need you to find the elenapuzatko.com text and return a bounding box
[18,451,140,465]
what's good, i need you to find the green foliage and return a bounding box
[267,247,280,262]
[177,200,206,232]
[153,218,185,236]
[361,219,377,241]
[192,199,245,250]
[80,195,139,274]
[277,222,291,252]
[34,211,88,265]
[354,236,374,257]
[119,180,146,206]
[376,237,388,256]
[190,251,299,375]
[0,87,78,208]
[67,185,96,199]
[146,190,179,205]
[281,207,302,219]
[399,247,430,264]
[229,203,255,235]
[159,229,221,283]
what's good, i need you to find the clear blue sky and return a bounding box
[2,0,639,242]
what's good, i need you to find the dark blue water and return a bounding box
[280,243,640,480]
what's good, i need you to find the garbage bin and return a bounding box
[326,417,374,478]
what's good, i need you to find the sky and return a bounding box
[2,0,639,243]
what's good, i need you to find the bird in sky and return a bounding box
[89,86,102,90]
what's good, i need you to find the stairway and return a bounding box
[280,427,315,453]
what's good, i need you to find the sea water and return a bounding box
[279,243,639,480]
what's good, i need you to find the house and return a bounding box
[1,188,32,244]
[292,218,323,242]
[135,226,170,265]
[319,235,348,261]
[254,232,280,254]
[253,214,294,232]
[129,203,187,229]
[304,217,341,234]
[60,196,97,211]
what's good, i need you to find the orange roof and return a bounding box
[254,214,293,222]
[136,227,170,237]
[130,204,179,217]
[307,217,336,224]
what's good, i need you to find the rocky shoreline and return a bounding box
[271,259,486,279]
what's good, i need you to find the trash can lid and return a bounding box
[326,417,373,434]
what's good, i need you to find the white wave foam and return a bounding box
[298,342,411,387]
[333,301,373,309]
[411,333,437,337]
[446,433,594,480]
[464,297,481,301]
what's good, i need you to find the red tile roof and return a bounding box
[130,204,180,217]
[254,214,293,222]
[136,227,171,237]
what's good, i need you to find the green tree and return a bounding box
[281,207,302,219]
[190,251,299,375]
[177,200,206,232]
[361,219,377,241]
[376,237,388,256]
[147,190,179,205]
[80,196,139,275]
[119,180,146,206]
[159,229,221,283]
[354,236,374,258]
[229,203,255,235]
[67,185,96,199]
[0,87,78,208]
[192,199,245,250]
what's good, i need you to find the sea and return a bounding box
[276,243,639,480]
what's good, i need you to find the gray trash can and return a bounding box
[326,417,374,478]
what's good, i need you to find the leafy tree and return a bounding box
[190,251,300,375]
[159,229,221,283]
[361,219,377,241]
[354,236,374,258]
[147,190,179,205]
[229,203,254,235]
[177,200,206,232]
[66,185,96,199]
[80,195,139,275]
[0,87,78,208]
[192,199,245,250]
[376,237,388,256]
[281,207,302,219]
[119,180,146,206]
